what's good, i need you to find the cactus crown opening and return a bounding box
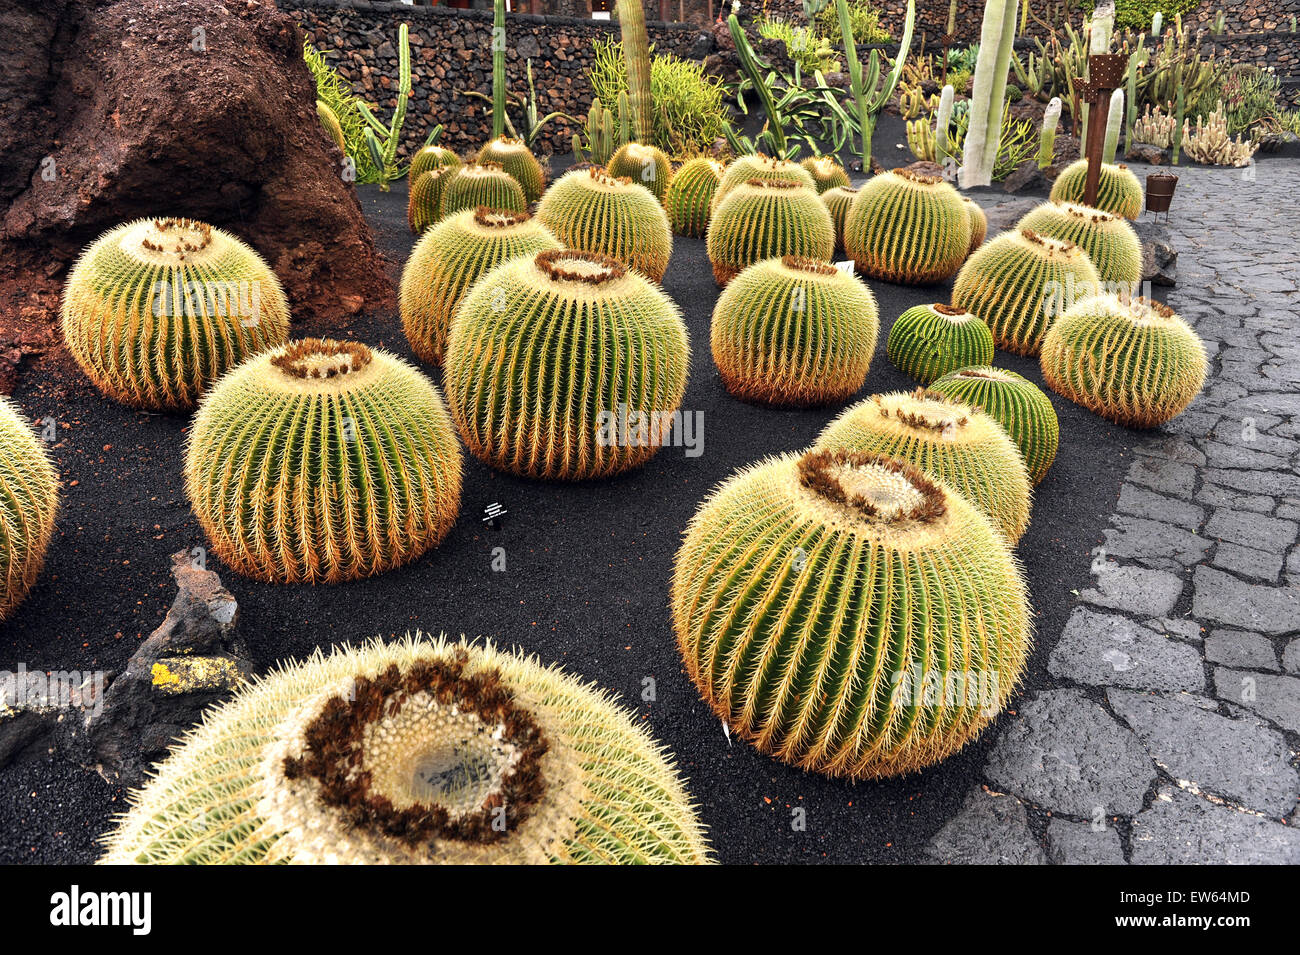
[473,206,532,229]
[464,161,506,177]
[125,217,219,265]
[535,248,628,285]
[892,168,943,186]
[953,366,1014,382]
[932,303,974,319]
[272,338,373,381]
[744,177,803,191]
[1115,294,1178,326]
[585,167,634,189]
[781,255,840,276]
[1053,199,1119,224]
[1017,227,1081,257]
[872,389,972,436]
[797,448,947,525]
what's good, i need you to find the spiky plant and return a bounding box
[410,144,461,181]
[316,100,345,151]
[842,169,971,284]
[477,137,547,202]
[952,228,1102,357]
[0,398,59,621]
[963,197,988,254]
[607,142,672,203]
[1049,159,1143,220]
[821,185,858,252]
[536,167,673,282]
[400,207,561,366]
[711,256,879,406]
[706,179,834,286]
[1039,294,1208,428]
[664,157,724,238]
[816,389,1032,543]
[100,635,712,864]
[61,218,290,410]
[408,167,457,235]
[439,162,528,219]
[713,154,816,209]
[800,155,850,193]
[929,367,1059,483]
[671,448,1031,780]
[1016,200,1142,288]
[886,303,995,385]
[184,339,461,584]
[445,250,689,480]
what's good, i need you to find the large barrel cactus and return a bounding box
[664,157,724,238]
[706,179,834,286]
[607,142,673,202]
[816,389,1033,543]
[440,162,528,219]
[886,303,995,385]
[713,154,816,209]
[477,137,547,202]
[821,185,858,252]
[1049,159,1143,220]
[410,144,462,181]
[842,170,971,284]
[408,167,457,235]
[61,218,290,410]
[0,397,59,621]
[671,448,1031,779]
[100,635,712,864]
[1040,294,1208,428]
[185,338,462,584]
[445,250,689,480]
[952,228,1102,357]
[801,155,850,194]
[1016,200,1142,288]
[401,207,561,365]
[930,366,1059,484]
[963,197,988,254]
[711,256,879,406]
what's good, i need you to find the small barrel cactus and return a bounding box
[664,157,724,238]
[536,167,673,282]
[1040,294,1208,428]
[963,197,988,255]
[61,217,290,410]
[0,397,59,621]
[477,136,547,202]
[706,179,834,286]
[1016,200,1142,288]
[952,228,1102,357]
[439,162,528,219]
[821,185,858,252]
[400,207,561,365]
[1049,159,1143,220]
[930,366,1060,484]
[800,155,850,194]
[607,142,673,202]
[100,635,712,864]
[843,169,971,284]
[445,250,689,480]
[315,101,345,151]
[410,143,462,182]
[886,303,995,385]
[408,167,457,235]
[671,448,1031,780]
[711,256,879,406]
[816,389,1033,543]
[185,338,462,583]
[713,154,816,208]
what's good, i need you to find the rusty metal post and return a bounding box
[1077,53,1126,207]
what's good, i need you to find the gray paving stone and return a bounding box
[1194,483,1274,514]
[1081,563,1184,617]
[1212,668,1300,734]
[1130,787,1300,864]
[1284,639,1300,675]
[1049,608,1205,692]
[1192,566,1300,634]
[1205,630,1279,671]
[1143,617,1204,642]
[1200,439,1292,471]
[1045,817,1126,865]
[1211,541,1284,582]
[1130,438,1205,466]
[1117,485,1205,530]
[1102,517,1209,571]
[1125,456,1196,497]
[924,787,1045,865]
[1201,467,1300,497]
[1204,508,1298,553]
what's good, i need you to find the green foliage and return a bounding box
[886,304,994,386]
[1114,0,1198,32]
[815,0,892,44]
[833,0,916,162]
[907,102,1036,181]
[757,17,840,74]
[356,22,412,191]
[304,41,380,184]
[1215,64,1287,136]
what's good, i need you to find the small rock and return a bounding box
[1131,220,1178,286]
[926,787,1045,864]
[1125,143,1168,165]
[1046,817,1125,865]
[1002,159,1046,194]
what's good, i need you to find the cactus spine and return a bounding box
[960,0,1020,187]
[439,162,529,218]
[316,101,344,150]
[821,185,858,252]
[410,144,461,181]
[934,84,955,166]
[706,179,835,287]
[477,137,547,202]
[1049,159,1143,219]
[0,397,59,621]
[886,303,995,385]
[491,0,507,140]
[930,366,1059,484]
[800,156,850,194]
[963,197,988,254]
[616,0,653,143]
[1016,200,1142,287]
[607,142,672,202]
[842,169,971,284]
[664,157,724,238]
[1103,88,1124,164]
[408,166,455,235]
[713,155,816,210]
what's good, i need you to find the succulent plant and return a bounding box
[1040,294,1208,428]
[477,136,547,202]
[439,162,528,219]
[952,227,1102,357]
[410,143,462,181]
[61,218,291,410]
[185,338,461,584]
[1049,159,1143,220]
[400,207,561,366]
[1015,200,1141,288]
[711,256,879,406]
[0,398,59,621]
[706,179,835,286]
[929,366,1059,483]
[671,447,1030,780]
[607,142,672,202]
[408,167,456,235]
[664,157,724,239]
[315,100,345,151]
[100,635,712,864]
[445,250,689,480]
[713,154,816,209]
[821,185,858,252]
[963,197,988,254]
[536,167,673,282]
[800,155,851,193]
[816,389,1032,543]
[886,303,995,385]
[842,169,971,284]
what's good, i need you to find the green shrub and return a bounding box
[757,17,840,75]
[815,0,892,44]
[1215,64,1286,135]
[304,42,380,184]
[1114,0,1198,32]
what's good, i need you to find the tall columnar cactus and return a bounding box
[445,250,689,480]
[842,169,971,284]
[408,167,457,235]
[816,389,1033,543]
[477,137,547,202]
[1040,294,1208,428]
[400,208,561,365]
[711,256,879,406]
[886,303,995,385]
[959,0,1020,188]
[664,157,725,238]
[184,339,462,584]
[671,448,1031,779]
[1038,96,1062,169]
[1049,159,1143,219]
[61,218,290,410]
[581,99,626,165]
[101,635,712,864]
[835,0,917,164]
[821,185,858,252]
[706,179,835,286]
[536,167,673,281]
[1016,200,1141,287]
[358,22,411,191]
[410,144,461,182]
[316,101,345,151]
[963,197,988,254]
[439,162,528,218]
[1102,88,1125,164]
[491,0,507,140]
[607,142,672,203]
[929,366,1059,484]
[934,84,956,166]
[800,156,850,194]
[0,398,59,621]
[713,155,816,210]
[616,0,653,143]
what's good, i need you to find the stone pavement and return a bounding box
[926,158,1300,865]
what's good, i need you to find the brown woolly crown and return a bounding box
[271,339,373,380]
[781,255,840,276]
[932,303,970,317]
[473,206,532,228]
[534,248,628,285]
[745,177,803,190]
[135,218,215,259]
[797,448,948,525]
[872,388,971,432]
[892,168,943,186]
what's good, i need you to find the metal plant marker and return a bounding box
[1076,53,1127,207]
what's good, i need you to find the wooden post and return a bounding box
[1078,53,1125,207]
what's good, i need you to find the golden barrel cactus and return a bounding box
[1049,160,1143,220]
[410,144,462,181]
[963,197,988,254]
[607,142,673,202]
[706,179,834,286]
[801,155,850,193]
[439,162,528,219]
[821,185,858,252]
[477,137,547,202]
[664,157,724,238]
[886,303,995,385]
[408,167,457,235]
[1016,200,1142,288]
[713,154,816,208]
[930,366,1059,484]
[0,398,59,621]
[842,170,971,284]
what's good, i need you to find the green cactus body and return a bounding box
[886,303,995,385]
[61,218,291,410]
[607,142,672,203]
[1016,200,1142,288]
[1040,294,1208,428]
[800,155,851,194]
[445,250,689,480]
[184,339,462,584]
[710,256,879,407]
[821,185,858,252]
[316,101,345,151]
[842,169,971,284]
[100,635,712,864]
[816,389,1033,543]
[671,447,1031,779]
[929,366,1059,483]
[439,162,528,219]
[410,144,462,181]
[706,179,834,286]
[952,228,1102,357]
[713,155,817,210]
[963,197,988,254]
[664,157,725,238]
[0,397,59,621]
[1049,159,1143,219]
[400,207,561,366]
[536,167,673,281]
[408,166,457,235]
[477,137,547,202]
